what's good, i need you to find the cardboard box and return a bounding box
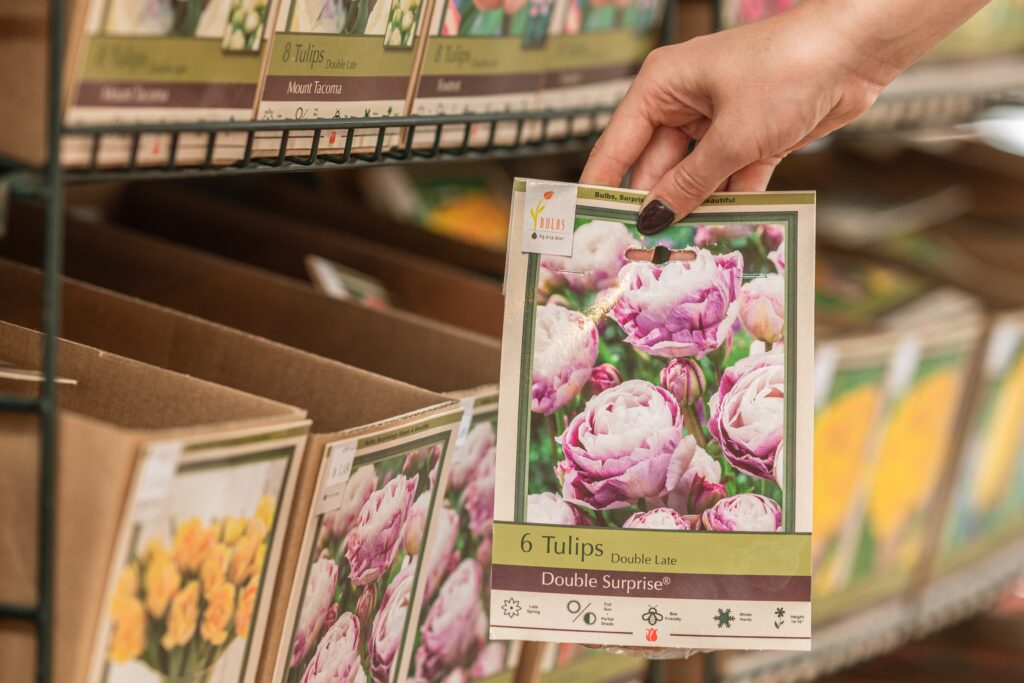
[102,181,505,337]
[0,258,472,683]
[147,174,509,276]
[3,204,513,682]
[4,202,501,394]
[0,257,461,675]
[0,1,86,165]
[253,0,435,155]
[0,321,310,683]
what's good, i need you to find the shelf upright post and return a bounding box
[38,0,66,682]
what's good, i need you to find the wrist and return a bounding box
[798,0,991,88]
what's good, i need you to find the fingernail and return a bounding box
[637,199,675,236]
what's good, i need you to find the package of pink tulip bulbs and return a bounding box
[490,179,815,653]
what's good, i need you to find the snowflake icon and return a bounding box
[502,598,522,619]
[714,608,735,628]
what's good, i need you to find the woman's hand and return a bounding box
[581,0,989,234]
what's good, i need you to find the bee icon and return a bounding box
[641,606,664,626]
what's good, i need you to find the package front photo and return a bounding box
[490,180,815,652]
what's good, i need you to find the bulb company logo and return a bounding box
[521,181,577,257]
[645,628,658,642]
[530,191,564,239]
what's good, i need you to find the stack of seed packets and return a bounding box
[490,180,815,652]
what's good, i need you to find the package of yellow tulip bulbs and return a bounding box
[254,0,434,156]
[822,320,982,616]
[490,180,816,653]
[62,0,277,167]
[928,310,1024,594]
[86,424,310,683]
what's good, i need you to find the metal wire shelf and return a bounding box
[53,108,611,183]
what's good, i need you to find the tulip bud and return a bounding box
[354,584,376,631]
[738,274,784,344]
[589,363,622,393]
[404,492,430,556]
[660,358,706,406]
[687,476,726,517]
[324,602,341,631]
[758,224,784,251]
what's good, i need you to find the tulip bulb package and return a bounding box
[409,0,559,148]
[88,422,310,683]
[540,0,664,138]
[63,0,278,166]
[491,180,815,651]
[404,393,523,683]
[273,410,461,683]
[255,0,434,155]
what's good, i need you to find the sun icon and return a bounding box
[714,608,735,628]
[502,598,522,619]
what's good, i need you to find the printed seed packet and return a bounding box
[88,422,310,683]
[491,180,815,651]
[306,254,394,309]
[809,336,893,606]
[409,0,558,148]
[63,0,277,166]
[404,394,523,683]
[255,0,433,155]
[937,312,1024,569]
[540,0,664,138]
[822,324,981,615]
[273,410,461,683]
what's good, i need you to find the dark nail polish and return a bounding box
[638,199,675,235]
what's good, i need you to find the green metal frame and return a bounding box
[0,3,63,683]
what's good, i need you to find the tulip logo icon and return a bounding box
[645,628,658,642]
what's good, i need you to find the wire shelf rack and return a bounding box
[55,108,612,183]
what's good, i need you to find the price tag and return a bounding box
[317,439,358,514]
[985,320,1024,378]
[456,397,476,448]
[887,336,922,397]
[135,441,182,522]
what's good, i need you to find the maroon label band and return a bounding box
[261,75,409,102]
[492,565,811,602]
[417,73,541,98]
[75,82,256,109]
[544,63,641,88]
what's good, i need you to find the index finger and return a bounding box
[580,88,656,187]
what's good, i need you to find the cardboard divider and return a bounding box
[153,175,510,277]
[0,258,461,682]
[103,181,505,338]
[0,322,307,683]
[4,202,502,395]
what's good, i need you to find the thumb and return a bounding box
[637,125,754,235]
